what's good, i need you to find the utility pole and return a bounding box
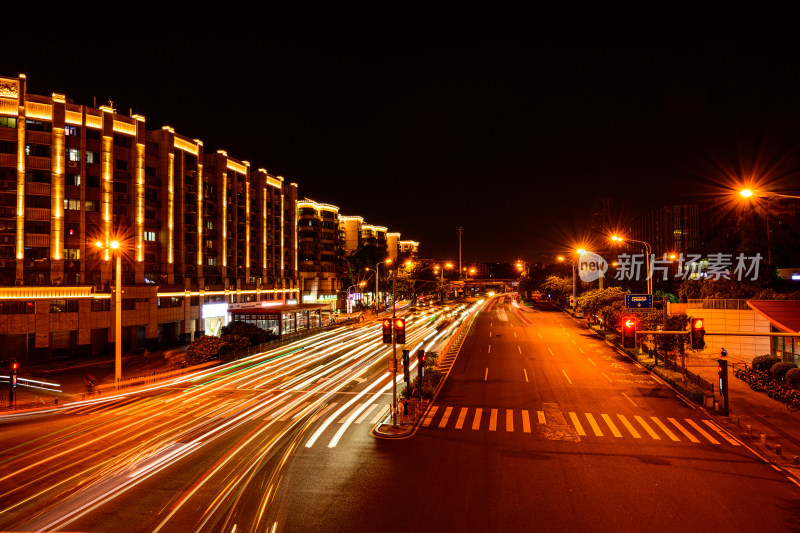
[456,226,463,280]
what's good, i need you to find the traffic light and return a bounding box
[382,319,392,344]
[718,358,728,397]
[691,318,705,350]
[395,318,406,344]
[622,316,636,349]
[10,360,17,391]
[417,349,426,381]
[402,349,410,383]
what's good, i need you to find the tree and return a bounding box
[220,321,277,345]
[540,276,572,306]
[577,287,627,317]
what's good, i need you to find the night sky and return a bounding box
[5,13,800,263]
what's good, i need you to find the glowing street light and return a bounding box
[610,234,652,296]
[738,188,800,265]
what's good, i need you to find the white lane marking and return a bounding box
[514,331,517,338]
[455,407,468,429]
[548,346,554,355]
[685,419,720,444]
[617,414,642,438]
[635,416,661,440]
[602,414,623,437]
[522,410,531,433]
[488,345,491,354]
[489,331,492,337]
[275,401,312,421]
[588,358,596,366]
[569,412,586,436]
[578,347,584,353]
[571,339,577,345]
[355,404,378,424]
[485,368,489,381]
[585,413,603,436]
[489,409,498,431]
[438,406,453,429]
[668,418,700,443]
[601,373,613,383]
[538,332,543,340]
[422,406,439,427]
[622,393,637,406]
[524,369,529,382]
[472,408,483,430]
[702,420,741,446]
[651,417,680,441]
[562,369,572,384]
[537,411,546,424]
[506,409,514,432]
[518,346,522,354]
[371,405,389,424]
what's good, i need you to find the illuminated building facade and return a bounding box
[0,74,298,361]
[297,199,344,305]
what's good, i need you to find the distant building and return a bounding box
[297,199,344,306]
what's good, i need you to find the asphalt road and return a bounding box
[2,296,799,532]
[276,297,800,532]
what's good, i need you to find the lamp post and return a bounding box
[375,258,392,314]
[434,262,453,303]
[95,240,122,386]
[558,249,586,310]
[739,189,800,266]
[611,235,652,296]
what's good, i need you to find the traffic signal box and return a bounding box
[691,318,706,350]
[718,358,729,416]
[395,318,406,345]
[382,319,392,344]
[417,349,426,381]
[622,316,636,349]
[11,361,17,390]
[402,349,410,383]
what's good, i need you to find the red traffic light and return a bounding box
[623,318,636,329]
[383,319,392,328]
[395,319,405,330]
[395,318,406,344]
[381,319,392,344]
[693,319,704,330]
[11,362,18,370]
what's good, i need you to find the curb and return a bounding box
[583,316,800,483]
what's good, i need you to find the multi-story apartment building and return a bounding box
[0,74,299,362]
[399,240,419,256]
[297,198,344,306]
[386,232,401,261]
[339,215,364,253]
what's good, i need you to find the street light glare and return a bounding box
[740,189,755,198]
[577,248,586,255]
[95,241,103,248]
[110,241,120,249]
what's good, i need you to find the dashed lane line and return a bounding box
[562,369,572,384]
[472,408,483,430]
[622,393,637,407]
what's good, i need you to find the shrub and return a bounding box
[786,368,800,389]
[221,334,250,352]
[187,335,225,365]
[771,361,798,382]
[752,354,781,372]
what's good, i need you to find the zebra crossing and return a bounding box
[420,404,741,446]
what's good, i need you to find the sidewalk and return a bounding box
[684,352,800,479]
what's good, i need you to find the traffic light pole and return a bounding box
[391,269,397,428]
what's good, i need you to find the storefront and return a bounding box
[748,300,800,365]
[229,302,331,336]
[202,302,230,337]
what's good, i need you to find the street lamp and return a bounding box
[558,249,586,310]
[738,188,800,265]
[434,262,453,303]
[375,258,392,313]
[611,235,652,296]
[95,239,122,386]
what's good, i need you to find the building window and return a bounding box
[85,151,97,164]
[113,181,128,194]
[145,209,155,220]
[145,188,157,202]
[66,223,79,236]
[50,299,79,313]
[63,248,80,260]
[86,175,100,188]
[115,159,128,171]
[113,205,128,216]
[0,117,18,129]
[64,198,81,211]
[91,299,111,312]
[66,173,81,187]
[207,257,216,266]
[25,144,50,157]
[85,200,98,212]
[25,170,50,183]
[157,296,183,309]
[122,298,136,310]
[25,119,52,132]
[64,125,78,136]
[144,231,156,242]
[0,140,14,154]
[67,148,81,162]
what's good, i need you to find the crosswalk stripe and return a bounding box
[421,406,438,427]
[355,404,378,424]
[472,408,483,430]
[650,417,679,441]
[585,413,603,436]
[617,414,642,438]
[455,407,468,429]
[569,412,586,436]
[601,414,623,437]
[685,419,719,444]
[522,410,531,433]
[489,409,498,431]
[668,418,700,443]
[277,401,311,422]
[506,409,514,432]
[702,420,741,446]
[537,411,546,424]
[438,406,453,428]
[634,416,660,439]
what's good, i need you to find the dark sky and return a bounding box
[5,12,800,263]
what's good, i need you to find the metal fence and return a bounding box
[686,299,751,310]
